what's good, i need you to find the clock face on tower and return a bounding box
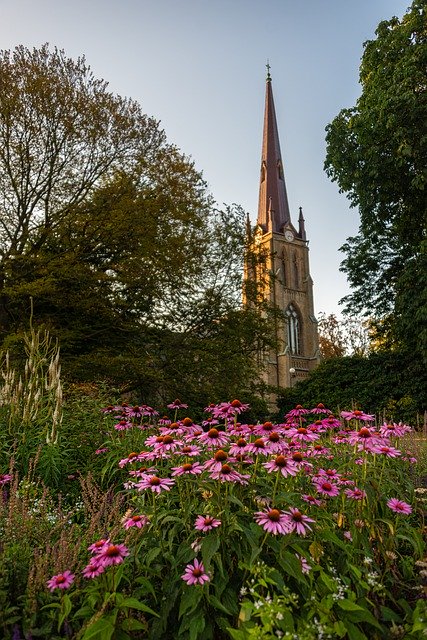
[284,229,294,242]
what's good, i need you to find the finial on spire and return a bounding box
[266,60,271,82]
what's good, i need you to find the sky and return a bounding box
[0,0,411,316]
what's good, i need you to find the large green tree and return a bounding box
[0,44,274,408]
[324,0,427,362]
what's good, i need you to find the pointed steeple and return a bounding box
[298,206,306,241]
[257,67,291,233]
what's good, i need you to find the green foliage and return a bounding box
[277,351,425,423]
[0,395,426,638]
[324,0,427,362]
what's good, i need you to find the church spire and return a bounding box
[257,67,291,233]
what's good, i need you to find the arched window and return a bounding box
[286,304,301,355]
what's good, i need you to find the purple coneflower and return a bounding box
[379,422,411,437]
[286,405,310,418]
[88,538,109,554]
[372,445,401,458]
[47,570,75,592]
[313,480,340,497]
[194,515,221,532]
[123,514,150,529]
[97,543,129,567]
[284,508,315,536]
[341,409,374,422]
[209,464,250,484]
[387,498,412,515]
[263,455,298,477]
[135,474,175,493]
[171,462,204,476]
[302,494,323,507]
[344,488,366,501]
[198,428,230,448]
[254,508,289,535]
[167,399,188,409]
[0,473,12,485]
[181,559,210,585]
[310,403,332,415]
[82,560,105,579]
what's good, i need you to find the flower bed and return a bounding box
[2,400,427,639]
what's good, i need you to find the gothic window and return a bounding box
[277,160,283,180]
[261,161,266,182]
[286,304,301,355]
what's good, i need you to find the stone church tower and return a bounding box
[245,68,320,394]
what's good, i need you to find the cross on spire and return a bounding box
[266,60,271,81]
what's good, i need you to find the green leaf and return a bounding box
[345,621,368,640]
[118,597,159,617]
[337,600,365,612]
[179,586,203,619]
[333,620,348,637]
[201,534,220,568]
[81,615,116,640]
[208,594,234,616]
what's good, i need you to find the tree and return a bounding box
[317,313,371,359]
[324,1,427,362]
[0,45,275,407]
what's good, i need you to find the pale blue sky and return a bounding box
[0,0,410,315]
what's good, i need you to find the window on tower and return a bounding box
[286,304,301,355]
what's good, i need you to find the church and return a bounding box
[245,68,320,396]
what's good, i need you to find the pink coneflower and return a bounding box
[194,515,221,532]
[126,405,145,419]
[246,437,270,456]
[379,422,412,438]
[322,415,342,429]
[177,444,202,457]
[387,498,412,515]
[263,455,298,477]
[97,543,129,567]
[310,403,332,415]
[0,473,12,485]
[114,419,133,431]
[101,404,116,414]
[209,464,250,484]
[308,444,330,457]
[202,417,220,428]
[154,435,181,452]
[123,514,150,529]
[344,488,366,501]
[229,438,249,455]
[88,538,109,554]
[341,409,374,422]
[313,480,340,497]
[198,428,230,448]
[141,405,159,418]
[286,405,310,419]
[286,427,319,442]
[344,530,353,541]
[317,468,341,480]
[347,427,382,447]
[254,508,289,535]
[135,474,175,493]
[167,399,188,409]
[283,508,315,536]
[47,570,75,592]
[295,553,311,574]
[211,399,250,418]
[372,445,401,458]
[171,462,204,476]
[95,448,109,455]
[181,558,210,585]
[82,560,105,579]
[302,494,323,507]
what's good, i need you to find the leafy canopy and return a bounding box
[324,0,427,361]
